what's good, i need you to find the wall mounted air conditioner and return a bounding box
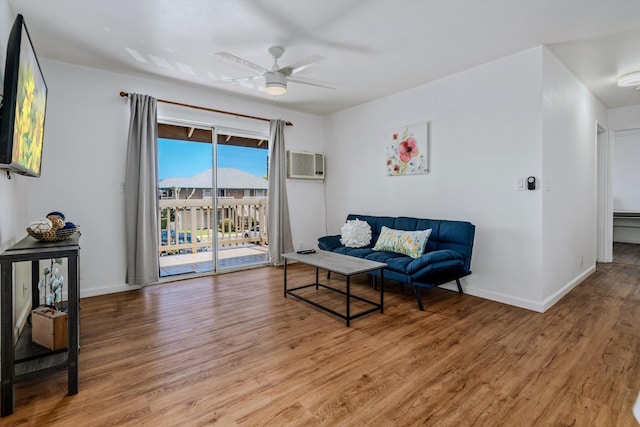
[287,150,325,180]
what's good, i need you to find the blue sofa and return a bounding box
[318,214,475,310]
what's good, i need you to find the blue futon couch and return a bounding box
[318,214,475,310]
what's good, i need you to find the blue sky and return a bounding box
[158,138,268,179]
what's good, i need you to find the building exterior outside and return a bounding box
[159,168,268,200]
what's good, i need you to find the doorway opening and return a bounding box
[610,128,640,265]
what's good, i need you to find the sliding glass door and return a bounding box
[157,123,215,277]
[215,128,269,270]
[157,121,269,278]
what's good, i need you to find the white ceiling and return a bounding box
[7,0,640,116]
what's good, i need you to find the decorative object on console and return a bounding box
[386,122,429,176]
[46,213,65,230]
[26,211,79,242]
[28,217,52,232]
[38,257,64,308]
[340,218,372,248]
[31,306,67,351]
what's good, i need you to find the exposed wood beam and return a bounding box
[157,123,268,150]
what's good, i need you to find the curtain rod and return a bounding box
[119,91,293,126]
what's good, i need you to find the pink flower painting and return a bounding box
[398,137,418,162]
[386,122,429,176]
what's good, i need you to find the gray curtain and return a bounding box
[268,119,294,265]
[124,93,160,285]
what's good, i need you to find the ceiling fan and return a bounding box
[214,46,334,96]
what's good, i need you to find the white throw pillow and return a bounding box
[340,219,372,248]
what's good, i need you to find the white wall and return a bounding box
[608,104,640,130]
[324,47,545,309]
[612,129,640,211]
[540,47,607,308]
[323,46,607,312]
[22,58,325,297]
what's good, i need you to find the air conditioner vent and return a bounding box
[287,151,325,180]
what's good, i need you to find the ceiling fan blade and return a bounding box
[288,76,335,90]
[213,75,262,84]
[215,51,269,74]
[279,54,326,76]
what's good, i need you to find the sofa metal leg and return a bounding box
[413,286,425,311]
[456,278,463,294]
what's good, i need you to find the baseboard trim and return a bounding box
[540,265,596,312]
[440,282,546,312]
[613,238,640,244]
[439,265,596,313]
[14,301,32,339]
[81,283,141,298]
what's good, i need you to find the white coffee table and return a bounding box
[283,251,387,326]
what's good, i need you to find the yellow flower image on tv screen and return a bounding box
[12,25,46,176]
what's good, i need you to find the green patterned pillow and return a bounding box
[373,226,432,259]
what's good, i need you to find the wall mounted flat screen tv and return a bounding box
[0,14,47,177]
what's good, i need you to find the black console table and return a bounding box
[0,235,80,416]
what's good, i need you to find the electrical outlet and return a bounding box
[580,255,584,267]
[22,283,27,297]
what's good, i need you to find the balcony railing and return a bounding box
[158,198,267,256]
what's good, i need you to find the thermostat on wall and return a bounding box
[527,176,536,190]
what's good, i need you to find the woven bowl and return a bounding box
[27,226,79,242]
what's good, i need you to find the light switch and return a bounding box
[516,177,525,191]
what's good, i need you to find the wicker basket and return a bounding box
[27,226,79,242]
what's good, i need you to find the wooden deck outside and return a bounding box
[159,244,269,276]
[158,197,269,276]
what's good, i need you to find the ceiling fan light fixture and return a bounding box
[215,47,331,96]
[266,82,287,96]
[265,71,287,96]
[617,71,640,87]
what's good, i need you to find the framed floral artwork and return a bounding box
[386,122,429,176]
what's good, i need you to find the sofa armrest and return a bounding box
[406,249,466,275]
[318,235,343,251]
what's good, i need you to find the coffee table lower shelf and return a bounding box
[283,251,387,326]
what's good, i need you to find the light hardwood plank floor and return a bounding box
[614,242,640,266]
[4,260,640,426]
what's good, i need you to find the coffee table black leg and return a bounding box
[284,258,288,297]
[315,267,319,289]
[380,269,384,314]
[346,275,351,327]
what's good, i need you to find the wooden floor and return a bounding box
[614,241,640,266]
[5,251,640,426]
